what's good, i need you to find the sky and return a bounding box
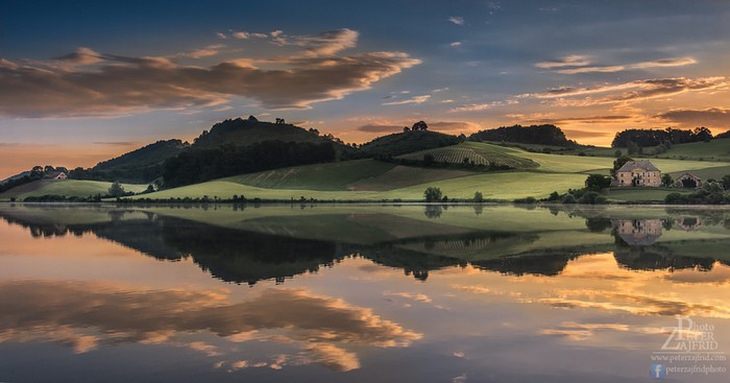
[2,0,730,177]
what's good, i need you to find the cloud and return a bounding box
[269,28,360,57]
[56,47,104,66]
[383,291,432,303]
[561,129,614,138]
[449,99,518,112]
[537,55,697,74]
[382,94,430,106]
[448,16,465,25]
[535,55,591,69]
[92,141,137,146]
[0,281,422,371]
[232,31,249,39]
[0,30,421,117]
[182,44,225,59]
[356,120,479,133]
[557,57,697,74]
[450,41,462,47]
[527,77,727,106]
[656,107,730,128]
[356,124,404,133]
[216,32,227,39]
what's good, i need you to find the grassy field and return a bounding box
[4,141,730,202]
[0,179,147,201]
[126,142,730,201]
[656,139,730,161]
[397,142,539,169]
[604,187,693,202]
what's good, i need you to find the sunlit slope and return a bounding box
[134,171,588,201]
[396,142,539,169]
[0,180,147,200]
[657,138,730,161]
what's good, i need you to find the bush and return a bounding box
[473,191,484,202]
[424,187,443,202]
[514,196,537,204]
[585,174,612,191]
[579,191,606,204]
[561,194,577,204]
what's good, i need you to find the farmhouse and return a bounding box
[674,173,702,189]
[614,160,661,187]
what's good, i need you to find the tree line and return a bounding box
[611,127,712,148]
[162,140,336,188]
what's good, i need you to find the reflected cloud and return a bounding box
[0,281,422,371]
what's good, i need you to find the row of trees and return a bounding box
[611,127,712,148]
[469,124,577,147]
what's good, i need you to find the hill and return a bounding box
[71,139,188,183]
[653,138,730,161]
[127,142,730,202]
[0,179,146,201]
[469,124,577,147]
[192,116,340,149]
[396,141,539,170]
[359,129,460,158]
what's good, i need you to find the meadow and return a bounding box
[3,141,730,202]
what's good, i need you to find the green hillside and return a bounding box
[655,138,730,161]
[0,180,146,200]
[231,159,473,191]
[84,139,188,183]
[396,141,539,169]
[359,130,459,157]
[131,142,730,202]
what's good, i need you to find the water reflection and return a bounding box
[0,204,728,382]
[1,205,728,284]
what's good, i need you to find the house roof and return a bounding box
[616,160,659,172]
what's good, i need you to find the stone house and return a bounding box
[614,160,661,187]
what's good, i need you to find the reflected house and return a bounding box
[614,160,661,187]
[613,219,663,246]
[675,216,702,231]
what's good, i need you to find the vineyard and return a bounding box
[396,142,539,169]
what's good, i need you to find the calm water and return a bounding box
[0,203,728,382]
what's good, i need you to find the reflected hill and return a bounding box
[1,204,729,284]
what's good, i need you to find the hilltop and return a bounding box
[192,115,342,149]
[469,124,578,147]
[359,121,460,158]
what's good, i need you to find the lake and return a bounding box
[0,203,728,382]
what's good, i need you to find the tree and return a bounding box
[473,191,484,202]
[614,150,622,158]
[662,174,674,187]
[721,175,730,190]
[412,121,428,131]
[275,118,286,124]
[108,181,126,197]
[585,174,612,191]
[424,186,443,202]
[626,141,640,155]
[611,155,634,177]
[694,126,712,142]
